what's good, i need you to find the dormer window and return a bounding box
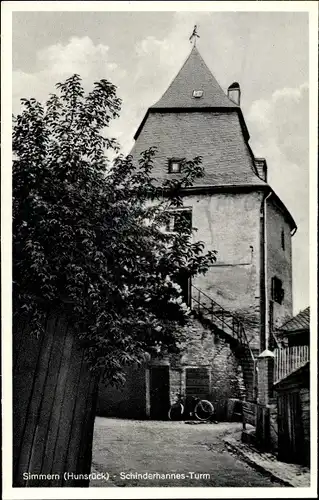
[168,159,182,173]
[192,90,203,98]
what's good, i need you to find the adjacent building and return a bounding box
[276,306,310,347]
[273,307,310,465]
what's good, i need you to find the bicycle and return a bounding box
[168,394,215,422]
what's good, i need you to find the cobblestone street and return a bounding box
[90,417,282,487]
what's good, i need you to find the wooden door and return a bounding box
[278,391,304,464]
[150,366,170,420]
[277,393,289,461]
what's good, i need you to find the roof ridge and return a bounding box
[151,45,237,110]
[191,46,236,107]
[151,47,195,109]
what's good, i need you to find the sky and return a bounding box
[12,9,310,315]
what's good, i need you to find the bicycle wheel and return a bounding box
[168,402,184,421]
[194,399,214,421]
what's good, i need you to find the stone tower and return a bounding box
[131,45,296,353]
[97,45,296,419]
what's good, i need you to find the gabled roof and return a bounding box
[152,46,237,109]
[278,307,310,332]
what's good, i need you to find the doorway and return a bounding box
[150,366,170,420]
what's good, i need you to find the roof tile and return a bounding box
[131,111,265,187]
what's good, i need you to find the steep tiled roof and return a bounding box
[278,307,310,332]
[152,46,237,109]
[131,111,265,187]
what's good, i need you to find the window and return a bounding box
[186,367,210,399]
[271,276,284,305]
[168,159,182,174]
[174,210,192,233]
[281,228,285,251]
[165,215,175,233]
[192,90,203,98]
[165,209,192,234]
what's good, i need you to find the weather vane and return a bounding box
[189,25,200,47]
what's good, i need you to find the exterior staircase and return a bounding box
[191,285,257,401]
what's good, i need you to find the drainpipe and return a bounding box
[257,191,273,404]
[263,192,272,351]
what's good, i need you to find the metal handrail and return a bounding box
[191,285,256,362]
[191,296,240,336]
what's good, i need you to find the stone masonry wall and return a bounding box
[167,317,246,408]
[97,317,249,419]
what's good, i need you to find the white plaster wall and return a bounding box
[266,199,293,329]
[185,190,264,348]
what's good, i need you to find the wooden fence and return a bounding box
[276,362,310,466]
[13,308,98,487]
[277,390,309,465]
[242,401,256,429]
[274,345,309,384]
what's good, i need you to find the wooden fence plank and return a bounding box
[49,337,85,486]
[27,313,69,486]
[274,346,309,383]
[14,311,55,486]
[40,324,75,484]
[13,316,45,479]
[75,374,99,486]
[63,355,93,486]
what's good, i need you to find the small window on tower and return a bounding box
[192,90,203,98]
[271,276,284,305]
[281,228,285,251]
[164,209,192,234]
[173,210,192,233]
[168,159,182,174]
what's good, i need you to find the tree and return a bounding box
[13,74,216,386]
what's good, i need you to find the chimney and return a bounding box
[227,82,241,106]
[254,158,268,182]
